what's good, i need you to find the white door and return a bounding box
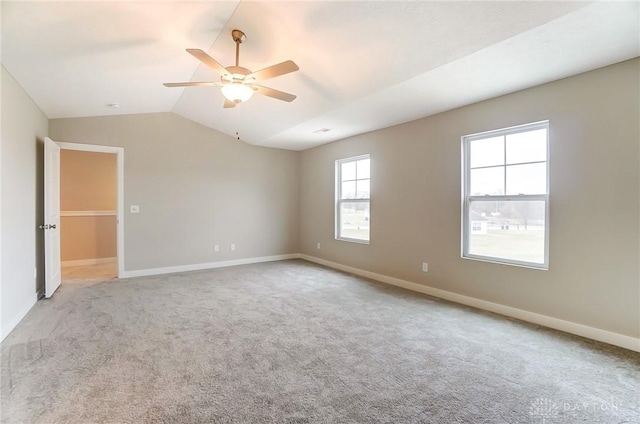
[43,137,61,297]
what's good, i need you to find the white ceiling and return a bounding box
[2,1,638,151]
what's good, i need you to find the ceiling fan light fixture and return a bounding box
[221,83,254,103]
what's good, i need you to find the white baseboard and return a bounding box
[62,257,117,267]
[1,294,37,342]
[120,254,301,279]
[300,254,640,353]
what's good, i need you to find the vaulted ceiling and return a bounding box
[2,1,638,150]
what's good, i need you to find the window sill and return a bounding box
[336,237,370,245]
[462,254,548,270]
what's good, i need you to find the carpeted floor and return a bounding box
[1,259,639,423]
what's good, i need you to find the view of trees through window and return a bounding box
[463,122,549,268]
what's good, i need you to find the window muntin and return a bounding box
[462,121,549,269]
[336,155,370,243]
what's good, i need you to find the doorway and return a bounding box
[60,149,116,283]
[56,142,124,285]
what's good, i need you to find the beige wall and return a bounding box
[60,150,117,262]
[61,216,117,261]
[1,67,49,339]
[49,113,300,271]
[299,59,640,339]
[61,150,117,211]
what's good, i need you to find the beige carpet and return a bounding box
[2,259,639,423]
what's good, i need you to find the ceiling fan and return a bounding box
[164,29,299,108]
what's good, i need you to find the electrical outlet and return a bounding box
[214,245,219,252]
[316,242,321,249]
[422,262,429,272]
[230,243,236,251]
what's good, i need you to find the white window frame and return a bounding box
[336,154,370,244]
[462,121,550,269]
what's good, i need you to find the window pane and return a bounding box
[357,159,370,179]
[337,155,371,244]
[341,181,356,199]
[339,201,370,241]
[470,136,504,168]
[470,167,504,195]
[468,200,546,265]
[506,163,546,195]
[341,161,356,181]
[356,179,370,199]
[506,129,547,164]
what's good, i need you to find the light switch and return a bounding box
[130,205,140,213]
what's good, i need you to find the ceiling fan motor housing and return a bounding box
[223,66,252,83]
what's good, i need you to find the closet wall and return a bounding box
[60,150,117,265]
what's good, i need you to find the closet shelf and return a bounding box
[60,210,116,217]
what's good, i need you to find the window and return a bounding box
[462,121,549,269]
[336,155,370,243]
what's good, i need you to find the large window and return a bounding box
[462,121,549,269]
[336,155,370,243]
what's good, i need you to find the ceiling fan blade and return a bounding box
[253,85,297,102]
[223,98,236,108]
[163,82,221,87]
[246,60,299,82]
[186,49,230,77]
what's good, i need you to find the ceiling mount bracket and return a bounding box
[231,29,246,44]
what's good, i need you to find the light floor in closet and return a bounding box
[62,262,117,284]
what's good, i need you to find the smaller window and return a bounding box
[336,155,370,243]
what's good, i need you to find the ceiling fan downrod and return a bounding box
[231,29,246,67]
